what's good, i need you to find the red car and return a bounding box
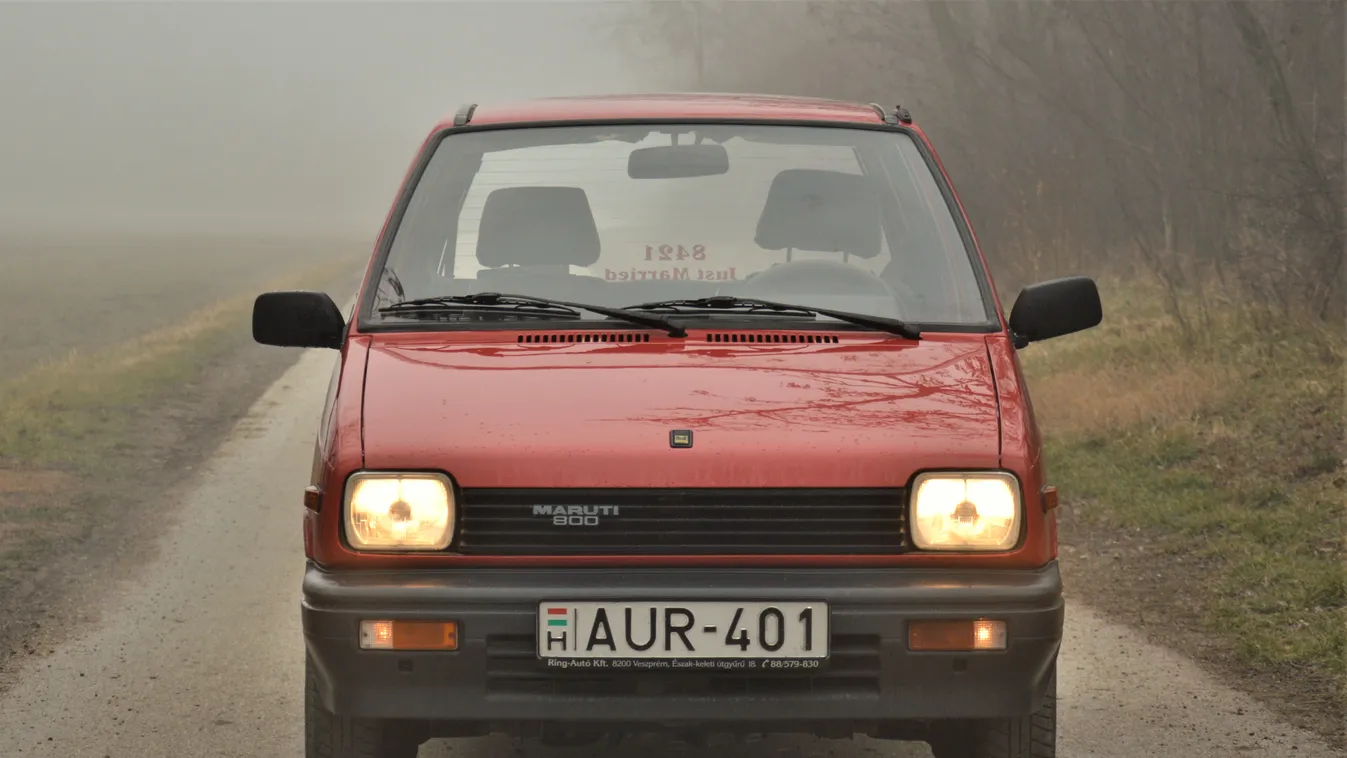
[254,93,1102,758]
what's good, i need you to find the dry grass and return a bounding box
[0,241,364,680]
[0,470,73,494]
[1021,276,1346,683]
[0,252,362,573]
[0,255,362,470]
[0,234,365,385]
[1033,357,1242,436]
[1025,279,1270,434]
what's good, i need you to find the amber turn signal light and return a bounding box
[909,619,1007,651]
[1041,485,1059,512]
[359,620,459,651]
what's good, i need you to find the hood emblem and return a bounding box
[669,430,693,448]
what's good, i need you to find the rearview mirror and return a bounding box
[1007,276,1102,348]
[252,291,345,349]
[627,143,730,179]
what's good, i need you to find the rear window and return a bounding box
[373,123,995,328]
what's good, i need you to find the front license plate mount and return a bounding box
[535,601,830,672]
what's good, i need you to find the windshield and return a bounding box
[369,123,996,330]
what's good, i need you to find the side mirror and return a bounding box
[1007,276,1103,348]
[252,291,345,349]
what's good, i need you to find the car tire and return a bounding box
[927,667,1056,758]
[305,656,422,758]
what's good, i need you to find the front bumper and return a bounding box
[303,562,1063,728]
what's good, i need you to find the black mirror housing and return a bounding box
[252,291,345,349]
[627,143,731,179]
[1007,276,1103,347]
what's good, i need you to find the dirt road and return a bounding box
[0,347,1338,758]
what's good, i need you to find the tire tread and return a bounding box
[929,668,1056,758]
[306,657,417,758]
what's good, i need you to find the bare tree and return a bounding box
[617,0,1346,326]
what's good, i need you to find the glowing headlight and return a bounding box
[910,472,1021,551]
[344,472,454,551]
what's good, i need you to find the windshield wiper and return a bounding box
[380,293,580,317]
[379,293,687,337]
[625,296,818,317]
[624,296,921,340]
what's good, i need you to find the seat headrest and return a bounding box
[754,169,882,259]
[476,186,601,268]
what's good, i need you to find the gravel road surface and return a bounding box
[0,347,1338,758]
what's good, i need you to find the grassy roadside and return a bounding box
[1,252,365,673]
[0,234,364,386]
[1020,281,1345,737]
[0,254,364,600]
[0,257,360,474]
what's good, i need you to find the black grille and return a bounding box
[517,332,653,344]
[455,488,909,556]
[704,333,841,344]
[484,633,881,697]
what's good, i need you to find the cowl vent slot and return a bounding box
[517,332,652,344]
[706,333,840,344]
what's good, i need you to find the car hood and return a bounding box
[361,332,1000,488]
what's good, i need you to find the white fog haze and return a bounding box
[0,2,1342,757]
[0,1,663,238]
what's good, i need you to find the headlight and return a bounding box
[909,471,1021,551]
[344,472,454,551]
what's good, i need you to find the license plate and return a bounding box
[536,601,829,667]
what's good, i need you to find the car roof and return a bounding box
[436,93,891,130]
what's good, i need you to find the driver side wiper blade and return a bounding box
[381,295,580,316]
[624,296,817,317]
[624,296,921,340]
[379,293,687,337]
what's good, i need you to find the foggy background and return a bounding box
[621,1,1345,323]
[0,1,672,239]
[0,2,1342,753]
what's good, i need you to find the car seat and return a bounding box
[474,186,610,302]
[743,168,902,318]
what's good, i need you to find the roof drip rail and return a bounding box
[875,104,914,125]
[453,103,478,127]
